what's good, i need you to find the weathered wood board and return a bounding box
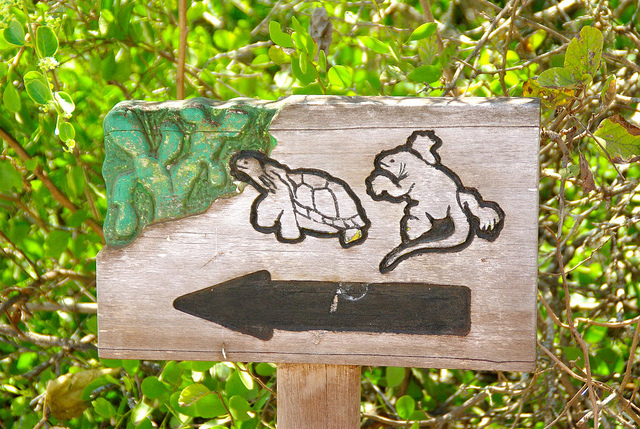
[98,96,540,371]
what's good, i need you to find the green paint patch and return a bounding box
[103,98,280,247]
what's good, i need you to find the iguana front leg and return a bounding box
[369,174,410,198]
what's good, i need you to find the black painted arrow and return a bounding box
[173,270,471,341]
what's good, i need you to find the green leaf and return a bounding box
[179,383,210,407]
[194,393,227,418]
[45,230,71,258]
[584,325,608,344]
[559,164,580,179]
[291,55,316,86]
[102,9,115,22]
[4,19,25,46]
[408,22,437,42]
[537,67,579,87]
[81,375,115,402]
[36,26,59,57]
[100,359,122,368]
[161,361,183,386]
[25,158,39,171]
[299,52,308,74]
[58,120,75,142]
[93,397,116,419]
[123,359,140,374]
[327,65,352,87]
[318,49,327,72]
[269,21,293,48]
[238,369,254,390]
[191,361,215,372]
[54,91,75,115]
[101,51,116,80]
[564,26,603,81]
[131,401,153,425]
[386,367,406,388]
[229,395,252,422]
[292,31,315,56]
[16,352,38,373]
[594,115,640,162]
[255,363,275,377]
[141,376,167,399]
[268,46,290,65]
[135,419,153,429]
[396,395,416,419]
[361,36,389,54]
[24,72,51,105]
[291,16,306,36]
[3,83,21,113]
[407,65,441,83]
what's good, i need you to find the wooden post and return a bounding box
[277,364,361,429]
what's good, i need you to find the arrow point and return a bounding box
[217,270,272,289]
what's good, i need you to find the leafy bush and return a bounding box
[1,0,639,428]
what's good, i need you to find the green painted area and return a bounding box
[103,98,279,247]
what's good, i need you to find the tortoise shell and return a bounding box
[285,172,366,231]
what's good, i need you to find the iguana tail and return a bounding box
[379,204,473,273]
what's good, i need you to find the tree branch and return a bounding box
[0,125,104,242]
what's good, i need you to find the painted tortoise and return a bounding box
[230,150,369,247]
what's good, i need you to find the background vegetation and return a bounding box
[1,0,639,427]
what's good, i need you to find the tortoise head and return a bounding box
[230,150,272,190]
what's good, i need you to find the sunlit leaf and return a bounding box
[537,67,578,87]
[408,22,437,42]
[327,65,352,87]
[268,46,290,65]
[594,115,640,162]
[4,20,25,46]
[36,25,59,57]
[54,91,75,115]
[179,383,210,407]
[229,395,252,421]
[24,71,51,105]
[269,21,293,48]
[3,83,21,113]
[396,395,416,419]
[564,26,603,81]
[361,36,389,54]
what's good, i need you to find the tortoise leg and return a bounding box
[277,207,302,241]
[254,194,279,229]
[340,228,364,246]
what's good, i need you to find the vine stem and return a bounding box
[177,0,187,99]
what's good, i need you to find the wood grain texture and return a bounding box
[98,96,540,371]
[277,364,361,429]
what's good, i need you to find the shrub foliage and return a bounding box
[1,0,639,428]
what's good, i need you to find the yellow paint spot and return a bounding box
[346,229,362,243]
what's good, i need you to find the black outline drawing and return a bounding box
[366,130,505,273]
[230,150,370,248]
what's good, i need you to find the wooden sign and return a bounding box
[97,96,539,371]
